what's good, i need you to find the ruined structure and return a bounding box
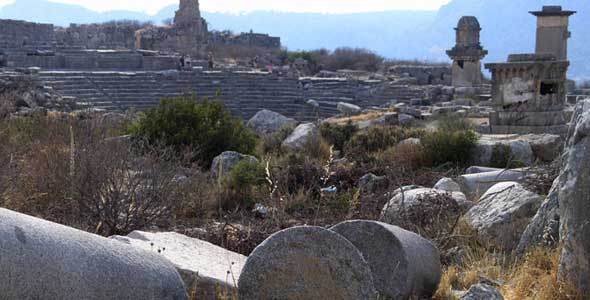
[446,16,487,87]
[135,0,209,56]
[484,6,575,135]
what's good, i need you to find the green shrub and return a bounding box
[128,96,257,167]
[320,122,357,151]
[222,160,268,210]
[422,129,478,167]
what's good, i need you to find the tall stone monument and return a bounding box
[446,16,487,87]
[484,6,575,135]
[530,6,575,61]
[136,0,208,56]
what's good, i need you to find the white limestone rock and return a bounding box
[473,135,534,167]
[434,177,462,193]
[0,208,187,300]
[466,182,543,251]
[210,151,259,180]
[337,102,362,116]
[246,109,296,136]
[459,284,504,300]
[281,122,319,151]
[112,231,246,300]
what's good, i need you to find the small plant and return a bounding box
[344,126,426,162]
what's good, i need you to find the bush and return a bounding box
[128,96,257,168]
[422,129,478,167]
[320,122,357,151]
[223,160,268,210]
[323,47,384,72]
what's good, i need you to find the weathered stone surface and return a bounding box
[210,151,259,179]
[473,135,534,166]
[358,173,388,193]
[457,169,528,200]
[112,231,246,300]
[558,99,590,294]
[516,178,560,255]
[520,134,563,162]
[330,220,441,300]
[337,102,362,116]
[238,226,378,300]
[246,109,296,135]
[459,284,504,300]
[398,137,422,147]
[434,177,462,192]
[0,208,187,300]
[466,182,543,251]
[398,113,416,125]
[282,122,319,151]
[465,166,503,174]
[381,187,469,225]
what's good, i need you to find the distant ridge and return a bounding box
[0,0,589,78]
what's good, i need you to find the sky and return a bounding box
[0,0,452,14]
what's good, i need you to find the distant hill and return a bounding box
[0,0,588,78]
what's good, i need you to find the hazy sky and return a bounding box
[0,0,452,14]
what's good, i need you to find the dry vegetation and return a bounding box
[0,96,578,298]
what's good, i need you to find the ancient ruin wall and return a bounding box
[0,19,54,50]
[54,21,147,50]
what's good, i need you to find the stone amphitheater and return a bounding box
[0,0,457,121]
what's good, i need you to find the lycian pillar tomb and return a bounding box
[446,16,487,87]
[530,6,575,61]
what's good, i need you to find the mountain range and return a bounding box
[0,0,588,78]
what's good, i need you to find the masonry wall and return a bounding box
[0,19,54,50]
[54,22,144,50]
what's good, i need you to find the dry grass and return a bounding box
[326,111,386,125]
[435,246,582,300]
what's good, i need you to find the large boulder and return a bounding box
[0,208,187,300]
[112,231,246,300]
[330,220,441,300]
[246,109,296,136]
[520,134,563,162]
[210,151,259,180]
[558,99,590,294]
[238,226,378,300]
[472,135,534,167]
[434,177,462,192]
[381,187,471,226]
[516,178,560,255]
[281,123,319,151]
[466,182,543,251]
[459,284,504,300]
[337,102,362,116]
